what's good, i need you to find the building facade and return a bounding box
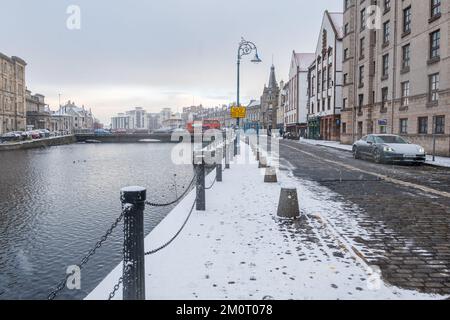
[260,65,280,131]
[341,0,450,156]
[0,52,27,134]
[26,90,51,130]
[286,52,315,136]
[307,11,344,141]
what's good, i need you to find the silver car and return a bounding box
[353,134,426,164]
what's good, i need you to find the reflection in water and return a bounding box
[0,143,193,299]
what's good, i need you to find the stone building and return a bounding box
[307,11,344,141]
[243,99,261,131]
[260,65,280,131]
[286,52,315,136]
[59,101,94,132]
[277,81,288,133]
[340,0,450,156]
[0,52,27,134]
[26,90,51,130]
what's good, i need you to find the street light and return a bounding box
[237,38,262,122]
[236,37,262,152]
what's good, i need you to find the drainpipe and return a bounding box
[391,0,398,134]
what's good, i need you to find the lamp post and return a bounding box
[236,37,262,152]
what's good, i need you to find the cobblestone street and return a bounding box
[278,139,450,295]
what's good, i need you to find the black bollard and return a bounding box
[194,152,206,211]
[256,133,260,161]
[121,186,146,300]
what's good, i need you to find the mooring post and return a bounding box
[216,146,223,182]
[194,151,206,211]
[121,186,146,300]
[256,131,260,161]
[225,141,230,169]
[233,131,238,157]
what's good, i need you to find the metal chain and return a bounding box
[108,276,123,300]
[145,199,196,255]
[205,176,217,190]
[47,206,131,300]
[145,173,197,207]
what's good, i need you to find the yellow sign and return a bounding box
[230,106,246,119]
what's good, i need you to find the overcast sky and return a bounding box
[0,0,342,123]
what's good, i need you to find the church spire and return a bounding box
[268,64,278,89]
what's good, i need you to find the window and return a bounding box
[343,98,347,110]
[382,54,389,77]
[434,116,445,134]
[380,126,387,134]
[342,123,347,134]
[361,8,366,30]
[383,21,390,44]
[384,0,391,12]
[430,30,440,59]
[431,0,441,19]
[358,94,364,112]
[344,73,348,85]
[429,73,439,102]
[402,44,410,69]
[400,119,408,134]
[403,7,412,33]
[344,23,349,36]
[344,48,349,60]
[381,87,389,109]
[359,65,364,86]
[401,81,410,107]
[418,117,428,134]
[360,37,365,57]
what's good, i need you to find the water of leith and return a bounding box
[0,143,193,299]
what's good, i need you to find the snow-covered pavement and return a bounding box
[299,138,450,168]
[86,141,445,300]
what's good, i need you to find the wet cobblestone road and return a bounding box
[279,139,450,295]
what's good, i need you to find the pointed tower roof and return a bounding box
[268,64,278,89]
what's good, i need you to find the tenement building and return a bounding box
[341,0,450,156]
[0,52,27,134]
[26,90,51,130]
[307,10,344,141]
[286,51,315,137]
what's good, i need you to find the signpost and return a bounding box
[231,106,246,119]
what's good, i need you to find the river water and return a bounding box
[0,143,193,299]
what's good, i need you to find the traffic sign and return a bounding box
[231,106,246,119]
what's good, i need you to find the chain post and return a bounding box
[121,186,146,300]
[193,150,206,211]
[216,145,223,182]
[257,131,260,161]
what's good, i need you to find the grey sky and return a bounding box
[0,0,342,123]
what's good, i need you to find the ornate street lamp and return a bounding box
[236,37,262,128]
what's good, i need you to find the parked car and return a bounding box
[353,134,426,164]
[38,129,50,138]
[1,132,22,142]
[283,132,300,141]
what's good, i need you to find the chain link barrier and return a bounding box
[145,173,197,207]
[47,205,131,300]
[48,139,229,300]
[145,199,196,256]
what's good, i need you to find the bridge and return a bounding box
[74,133,179,143]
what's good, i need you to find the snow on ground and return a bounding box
[299,138,450,168]
[86,142,445,300]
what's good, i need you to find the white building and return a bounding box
[307,10,343,141]
[286,51,315,136]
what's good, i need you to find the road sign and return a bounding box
[231,106,246,119]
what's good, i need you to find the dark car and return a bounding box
[353,134,426,164]
[283,132,300,141]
